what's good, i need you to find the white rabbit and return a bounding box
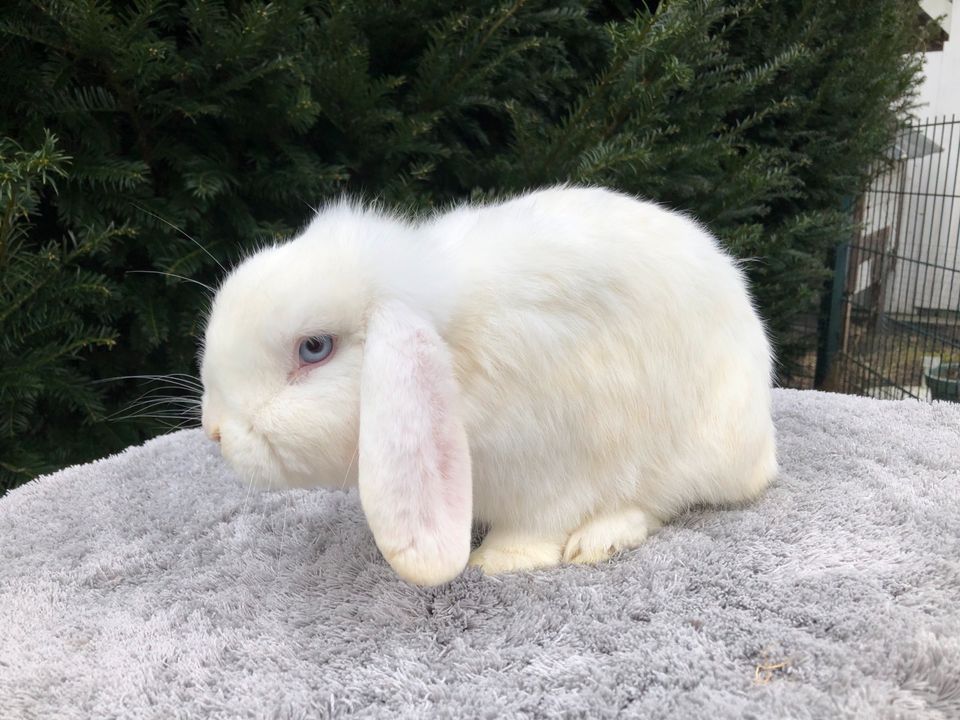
[200,186,777,586]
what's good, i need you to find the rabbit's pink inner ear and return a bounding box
[358,300,472,586]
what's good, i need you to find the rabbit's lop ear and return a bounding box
[358,300,472,586]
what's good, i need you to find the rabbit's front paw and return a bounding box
[563,506,662,564]
[468,529,564,575]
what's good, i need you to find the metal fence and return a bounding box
[820,116,960,402]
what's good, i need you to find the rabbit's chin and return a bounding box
[219,426,359,491]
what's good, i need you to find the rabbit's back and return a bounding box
[428,187,776,533]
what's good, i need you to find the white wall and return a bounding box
[885,4,960,315]
[917,3,960,117]
[884,149,960,314]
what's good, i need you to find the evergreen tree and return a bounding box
[1,133,117,483]
[0,0,925,492]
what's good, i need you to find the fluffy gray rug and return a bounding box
[1,389,959,719]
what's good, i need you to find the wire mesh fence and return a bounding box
[821,115,960,402]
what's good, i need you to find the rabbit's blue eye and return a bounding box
[299,335,335,364]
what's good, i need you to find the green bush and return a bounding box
[0,0,924,492]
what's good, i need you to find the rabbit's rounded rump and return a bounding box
[201,186,776,585]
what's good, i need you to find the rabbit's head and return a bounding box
[200,202,471,585]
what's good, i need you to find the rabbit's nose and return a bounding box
[207,426,221,443]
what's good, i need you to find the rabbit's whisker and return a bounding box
[125,415,199,431]
[109,395,201,421]
[129,201,228,276]
[119,396,201,411]
[126,269,215,294]
[240,475,256,520]
[121,393,201,406]
[276,491,292,577]
[93,373,203,391]
[340,445,359,492]
[110,412,200,423]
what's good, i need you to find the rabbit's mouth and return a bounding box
[217,421,297,490]
[259,432,297,485]
[219,419,358,491]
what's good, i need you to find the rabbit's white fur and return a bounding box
[201,186,777,583]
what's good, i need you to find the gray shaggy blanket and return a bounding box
[1,389,959,719]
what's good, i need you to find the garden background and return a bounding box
[0,0,928,492]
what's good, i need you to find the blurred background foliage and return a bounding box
[0,0,925,492]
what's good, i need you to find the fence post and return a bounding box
[815,241,851,388]
[815,194,858,389]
